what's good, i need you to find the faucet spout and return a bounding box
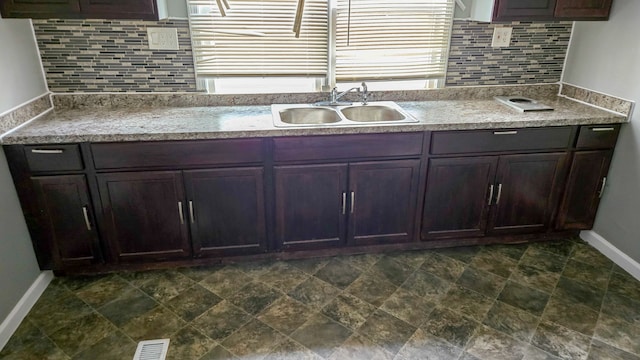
[315,86,361,106]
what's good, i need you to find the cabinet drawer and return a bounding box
[273,133,424,162]
[92,139,264,169]
[24,144,84,172]
[575,124,620,149]
[430,127,573,155]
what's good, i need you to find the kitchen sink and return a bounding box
[272,101,418,127]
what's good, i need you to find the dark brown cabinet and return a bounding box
[31,175,101,268]
[184,167,267,257]
[97,171,191,262]
[0,0,158,19]
[274,159,420,250]
[422,153,568,240]
[491,0,612,21]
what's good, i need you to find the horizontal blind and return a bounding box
[187,0,328,77]
[335,0,454,82]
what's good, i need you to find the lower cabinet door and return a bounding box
[97,171,191,262]
[421,157,498,240]
[488,153,568,235]
[32,175,100,269]
[274,163,348,251]
[184,167,267,257]
[556,150,612,230]
[349,159,421,246]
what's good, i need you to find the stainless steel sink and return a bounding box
[272,101,418,127]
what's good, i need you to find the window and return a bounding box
[187,0,454,93]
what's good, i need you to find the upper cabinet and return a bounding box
[0,0,159,20]
[469,0,612,22]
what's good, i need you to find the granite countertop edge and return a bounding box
[1,97,629,145]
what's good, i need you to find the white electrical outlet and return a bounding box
[147,27,179,50]
[491,27,512,48]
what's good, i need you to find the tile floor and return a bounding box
[2,237,640,360]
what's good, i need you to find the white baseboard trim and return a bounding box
[580,230,640,281]
[0,271,53,350]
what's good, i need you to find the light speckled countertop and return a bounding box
[1,96,627,144]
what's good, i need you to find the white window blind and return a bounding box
[187,0,329,77]
[335,0,454,82]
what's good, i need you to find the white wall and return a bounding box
[0,19,48,115]
[0,18,45,326]
[563,0,640,262]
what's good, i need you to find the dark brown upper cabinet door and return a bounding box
[274,163,348,251]
[1,0,80,19]
[31,175,101,269]
[348,160,421,246]
[493,0,557,21]
[97,171,191,262]
[554,0,612,20]
[421,156,499,240]
[78,0,157,20]
[556,150,612,230]
[488,153,568,235]
[183,167,267,258]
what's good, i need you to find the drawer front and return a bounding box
[92,139,264,169]
[24,144,84,172]
[273,132,424,162]
[575,124,620,149]
[430,127,573,155]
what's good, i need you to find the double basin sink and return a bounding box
[272,101,418,127]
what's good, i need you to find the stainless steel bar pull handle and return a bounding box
[495,184,503,204]
[82,206,92,231]
[599,177,607,198]
[178,201,185,225]
[341,192,347,215]
[493,131,518,135]
[488,184,494,205]
[31,149,64,154]
[350,192,355,213]
[189,201,195,224]
[591,127,615,132]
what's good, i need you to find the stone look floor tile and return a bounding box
[522,345,562,360]
[96,287,158,327]
[490,244,529,261]
[199,266,253,298]
[519,248,567,274]
[222,319,286,358]
[498,281,550,316]
[2,336,70,360]
[177,265,223,282]
[264,338,324,360]
[0,320,45,357]
[386,250,430,269]
[288,276,342,309]
[470,251,518,278]
[570,243,613,269]
[314,258,363,289]
[561,259,611,289]
[257,296,314,335]
[70,330,137,360]
[290,313,353,358]
[527,240,575,258]
[321,292,377,330]
[48,312,115,356]
[73,276,132,308]
[553,277,605,311]
[434,246,481,264]
[257,262,310,292]
[542,297,599,336]
[422,307,480,348]
[532,321,591,360]
[510,264,561,294]
[440,284,494,321]
[607,271,640,302]
[484,301,540,343]
[199,345,238,360]
[380,287,434,327]
[369,256,417,286]
[601,291,640,326]
[397,328,462,360]
[594,313,640,356]
[120,306,185,342]
[588,339,640,360]
[339,253,384,272]
[165,325,217,359]
[329,333,395,360]
[358,309,417,355]
[401,268,451,301]
[420,252,466,283]
[345,271,398,307]
[164,284,222,321]
[466,325,527,360]
[227,281,282,315]
[192,300,252,341]
[287,257,330,275]
[138,270,195,303]
[27,294,94,335]
[456,266,507,298]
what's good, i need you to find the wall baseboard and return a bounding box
[580,230,640,281]
[0,271,53,351]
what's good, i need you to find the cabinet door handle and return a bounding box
[495,183,503,204]
[189,201,195,223]
[350,191,355,213]
[591,127,615,132]
[493,131,518,135]
[599,177,607,198]
[487,184,494,205]
[178,201,185,225]
[82,206,92,231]
[31,149,64,154]
[341,192,346,215]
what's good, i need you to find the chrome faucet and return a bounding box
[315,82,369,106]
[330,86,360,104]
[360,81,368,105]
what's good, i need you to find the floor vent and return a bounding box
[133,339,170,360]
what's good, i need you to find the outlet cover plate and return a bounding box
[147,27,179,50]
[492,27,512,48]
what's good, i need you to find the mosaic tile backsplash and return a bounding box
[32,19,198,93]
[32,19,571,93]
[446,20,572,87]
